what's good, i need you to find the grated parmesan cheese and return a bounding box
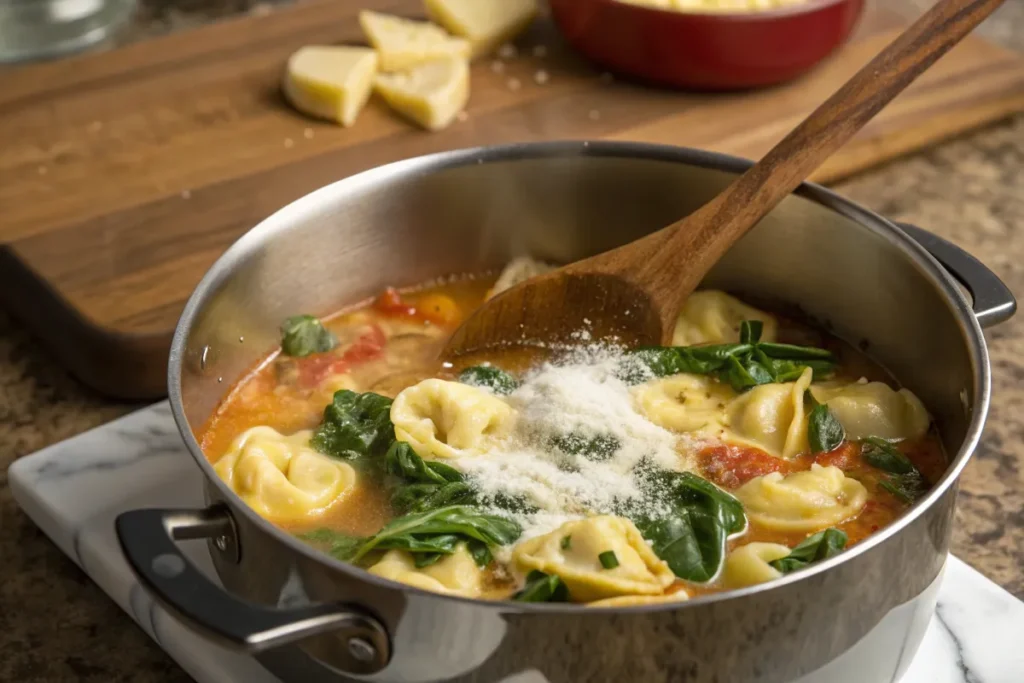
[453,346,694,538]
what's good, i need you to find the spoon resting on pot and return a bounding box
[442,0,1005,358]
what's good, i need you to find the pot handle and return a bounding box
[898,222,1016,328]
[115,505,391,674]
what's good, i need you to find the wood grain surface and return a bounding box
[1,0,1022,398]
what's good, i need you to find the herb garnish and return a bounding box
[598,551,619,569]
[861,437,928,503]
[280,314,338,357]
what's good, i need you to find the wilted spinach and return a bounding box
[311,390,395,461]
[861,437,928,503]
[806,391,846,453]
[280,314,338,357]
[633,469,747,583]
[549,433,620,462]
[349,505,521,566]
[512,570,570,603]
[458,365,519,395]
[297,528,365,560]
[768,528,848,573]
[619,320,835,392]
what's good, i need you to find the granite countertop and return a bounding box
[0,1,1022,681]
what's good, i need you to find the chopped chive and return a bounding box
[598,550,619,569]
[561,535,572,550]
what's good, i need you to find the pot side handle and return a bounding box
[115,505,391,675]
[898,223,1017,328]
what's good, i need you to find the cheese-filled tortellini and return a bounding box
[632,373,737,433]
[367,544,484,597]
[734,464,868,532]
[214,426,357,522]
[672,290,779,346]
[723,542,792,588]
[725,367,813,459]
[512,516,675,603]
[810,380,930,441]
[391,379,515,459]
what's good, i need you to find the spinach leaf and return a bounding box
[880,472,928,503]
[311,390,395,461]
[512,570,570,603]
[468,541,493,568]
[861,437,915,474]
[385,441,463,484]
[391,481,477,514]
[280,314,338,357]
[806,391,845,453]
[633,470,746,583]
[458,365,519,395]
[297,528,365,560]
[860,437,928,503]
[768,528,848,573]
[619,324,835,392]
[549,433,620,461]
[349,505,521,563]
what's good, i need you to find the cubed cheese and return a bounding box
[359,10,470,72]
[282,46,378,127]
[423,0,538,59]
[373,56,469,131]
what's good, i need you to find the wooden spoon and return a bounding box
[443,0,1005,357]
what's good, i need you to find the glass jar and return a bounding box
[0,0,135,63]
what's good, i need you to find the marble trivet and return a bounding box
[9,402,1024,683]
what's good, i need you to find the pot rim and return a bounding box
[167,140,989,614]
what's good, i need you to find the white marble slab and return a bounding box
[8,402,1024,683]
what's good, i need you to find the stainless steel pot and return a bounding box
[116,142,1015,683]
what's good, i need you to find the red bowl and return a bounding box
[548,0,866,90]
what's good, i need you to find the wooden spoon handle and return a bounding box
[622,0,1006,331]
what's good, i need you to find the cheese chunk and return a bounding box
[359,10,470,72]
[424,0,538,59]
[374,56,470,131]
[282,46,378,127]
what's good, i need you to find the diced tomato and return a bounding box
[814,441,862,471]
[373,287,418,317]
[341,324,387,365]
[294,353,345,389]
[292,324,386,389]
[698,445,794,489]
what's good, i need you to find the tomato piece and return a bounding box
[698,445,792,489]
[295,353,343,389]
[374,287,417,317]
[814,441,862,471]
[341,324,387,365]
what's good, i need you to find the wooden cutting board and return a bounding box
[1,0,1023,399]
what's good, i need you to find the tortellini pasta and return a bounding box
[632,373,737,433]
[367,544,484,597]
[512,516,675,603]
[734,464,868,532]
[722,542,792,588]
[810,380,930,441]
[391,379,515,459]
[214,426,357,522]
[587,590,689,608]
[672,290,779,346]
[725,367,813,459]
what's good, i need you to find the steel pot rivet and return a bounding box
[214,536,229,552]
[347,637,377,663]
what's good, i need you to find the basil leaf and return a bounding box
[458,365,519,395]
[740,320,763,344]
[549,433,620,461]
[468,541,493,568]
[280,314,338,357]
[311,390,395,461]
[768,528,848,573]
[512,570,570,603]
[806,391,845,453]
[297,528,365,561]
[350,505,521,563]
[861,437,915,474]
